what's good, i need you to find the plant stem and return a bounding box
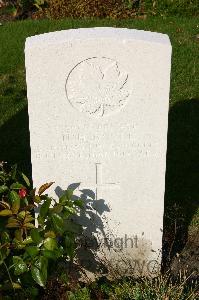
[0,252,15,294]
[3,261,15,292]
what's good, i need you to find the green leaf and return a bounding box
[66,189,73,199]
[64,220,82,234]
[43,237,57,251]
[17,210,26,220]
[59,189,73,204]
[37,215,44,227]
[12,282,22,289]
[1,231,10,244]
[25,246,39,257]
[40,198,51,219]
[42,249,57,260]
[31,256,48,287]
[0,247,10,263]
[0,185,8,194]
[65,235,75,259]
[13,238,26,249]
[31,266,46,287]
[15,229,23,241]
[13,256,28,275]
[74,199,84,208]
[10,182,25,190]
[31,229,43,244]
[2,281,22,290]
[9,191,20,214]
[62,210,72,219]
[11,164,17,180]
[21,172,31,187]
[24,223,35,229]
[50,203,63,214]
[44,231,56,238]
[51,213,64,234]
[0,209,12,216]
[42,249,62,260]
[25,286,39,297]
[22,236,33,244]
[6,222,20,228]
[24,213,35,223]
[34,195,41,204]
[23,197,29,206]
[64,206,76,215]
[6,217,20,228]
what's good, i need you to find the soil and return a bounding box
[170,227,199,281]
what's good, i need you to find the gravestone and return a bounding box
[25,27,172,278]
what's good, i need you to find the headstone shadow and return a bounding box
[162,98,199,269]
[0,106,31,177]
[0,99,198,275]
[55,185,110,276]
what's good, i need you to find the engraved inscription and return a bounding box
[66,57,130,117]
[33,122,161,161]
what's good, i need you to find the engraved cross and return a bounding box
[80,163,120,200]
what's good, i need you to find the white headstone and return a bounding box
[25,27,172,278]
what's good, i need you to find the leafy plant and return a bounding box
[33,0,46,11]
[44,0,140,20]
[0,162,83,298]
[47,275,198,300]
[143,0,199,16]
[3,0,47,19]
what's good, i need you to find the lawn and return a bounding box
[0,17,198,169]
[0,16,198,283]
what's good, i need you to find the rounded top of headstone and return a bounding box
[25,27,171,50]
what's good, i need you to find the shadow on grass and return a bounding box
[0,99,198,270]
[0,106,31,177]
[162,98,199,269]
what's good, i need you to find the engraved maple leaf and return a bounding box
[67,58,129,117]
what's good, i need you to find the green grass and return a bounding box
[0,17,198,262]
[0,17,198,122]
[45,276,198,299]
[0,17,198,162]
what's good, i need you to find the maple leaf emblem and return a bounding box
[66,57,130,117]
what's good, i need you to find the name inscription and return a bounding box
[33,122,160,160]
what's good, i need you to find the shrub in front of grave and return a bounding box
[143,0,198,17]
[0,162,83,298]
[1,0,47,20]
[37,0,198,19]
[44,0,143,20]
[42,274,199,299]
